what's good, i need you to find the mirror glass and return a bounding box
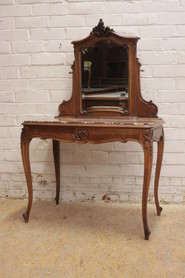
[81,40,129,114]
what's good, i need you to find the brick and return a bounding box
[177,25,185,37]
[158,103,179,115]
[162,165,185,178]
[65,28,90,40]
[79,142,113,151]
[43,40,73,53]
[142,90,157,103]
[104,2,141,14]
[153,65,185,77]
[166,116,185,128]
[172,194,183,203]
[30,79,64,90]
[16,17,48,28]
[0,92,14,102]
[0,127,20,139]
[0,0,184,203]
[114,142,142,152]
[22,103,37,114]
[2,67,19,79]
[0,0,14,3]
[163,38,185,50]
[4,150,21,161]
[12,41,44,53]
[30,28,65,40]
[69,3,104,14]
[0,138,13,149]
[120,165,143,177]
[122,13,159,26]
[0,54,30,66]
[139,26,177,38]
[0,42,11,54]
[176,78,185,89]
[157,90,185,103]
[91,151,107,164]
[31,53,65,65]
[141,78,176,90]
[61,164,86,176]
[21,66,70,79]
[15,91,49,103]
[49,90,70,102]
[177,52,185,64]
[159,12,185,25]
[138,39,162,51]
[125,153,140,164]
[141,1,178,13]
[0,30,29,42]
[0,18,14,29]
[33,4,68,16]
[139,51,177,65]
[16,0,63,3]
[2,103,23,115]
[0,5,32,17]
[49,15,85,27]
[86,164,120,177]
[36,103,57,114]
[0,79,29,90]
[108,152,125,164]
[73,150,91,163]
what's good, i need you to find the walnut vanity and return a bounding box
[21,20,164,240]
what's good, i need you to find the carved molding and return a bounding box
[90,19,114,37]
[73,128,89,142]
[143,131,153,155]
[21,127,29,145]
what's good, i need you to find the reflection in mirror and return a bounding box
[81,40,129,114]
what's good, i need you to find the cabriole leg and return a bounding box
[21,128,32,223]
[154,129,164,216]
[142,138,153,240]
[53,140,60,205]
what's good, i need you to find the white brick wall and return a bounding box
[1,0,185,204]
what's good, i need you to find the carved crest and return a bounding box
[90,19,114,37]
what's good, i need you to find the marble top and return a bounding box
[23,116,164,129]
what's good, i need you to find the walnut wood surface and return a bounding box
[21,20,164,240]
[21,119,164,240]
[57,20,158,118]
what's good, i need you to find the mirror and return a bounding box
[81,40,129,114]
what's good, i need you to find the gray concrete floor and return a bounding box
[0,199,185,277]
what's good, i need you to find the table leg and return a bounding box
[21,128,32,223]
[154,129,164,216]
[142,137,153,240]
[53,140,60,205]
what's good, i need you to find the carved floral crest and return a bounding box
[90,19,114,37]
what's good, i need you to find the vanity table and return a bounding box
[21,20,164,240]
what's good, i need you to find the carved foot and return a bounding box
[144,228,151,240]
[23,211,29,223]
[55,197,59,205]
[157,206,163,216]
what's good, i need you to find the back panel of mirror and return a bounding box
[81,40,129,115]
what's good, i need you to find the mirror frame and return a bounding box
[57,19,158,118]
